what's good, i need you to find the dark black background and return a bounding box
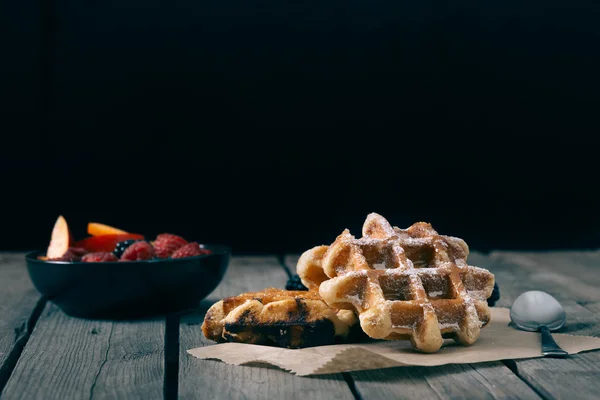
[2,1,599,255]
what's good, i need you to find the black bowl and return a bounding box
[25,243,231,320]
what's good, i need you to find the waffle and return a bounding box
[296,245,330,289]
[201,287,359,348]
[314,212,495,353]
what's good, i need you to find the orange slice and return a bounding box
[74,233,145,253]
[87,222,129,236]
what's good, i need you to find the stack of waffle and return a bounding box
[202,213,495,352]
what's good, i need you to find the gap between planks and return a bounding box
[0,296,47,395]
[178,255,357,400]
[472,251,600,400]
[2,301,166,399]
[0,254,357,400]
[0,254,166,400]
[278,254,364,400]
[164,313,180,400]
[0,252,48,397]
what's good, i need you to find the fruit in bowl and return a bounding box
[26,215,231,319]
[41,216,212,262]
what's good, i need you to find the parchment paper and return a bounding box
[187,307,600,376]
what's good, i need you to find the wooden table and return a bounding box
[1,250,599,399]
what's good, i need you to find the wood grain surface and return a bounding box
[472,251,600,400]
[1,250,600,400]
[1,289,165,399]
[178,256,354,400]
[0,253,43,394]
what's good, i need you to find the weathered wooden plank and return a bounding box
[470,251,600,337]
[179,256,354,400]
[572,250,600,271]
[1,303,165,399]
[0,253,43,394]
[473,251,600,310]
[348,362,540,400]
[284,254,540,400]
[488,250,600,294]
[474,251,600,400]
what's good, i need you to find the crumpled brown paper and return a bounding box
[187,307,600,376]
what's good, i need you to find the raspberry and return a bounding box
[81,252,118,262]
[49,247,89,262]
[153,233,188,258]
[49,252,79,262]
[170,242,211,259]
[120,240,156,261]
[68,247,89,257]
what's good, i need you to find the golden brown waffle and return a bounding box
[296,245,330,289]
[201,287,359,348]
[311,212,495,353]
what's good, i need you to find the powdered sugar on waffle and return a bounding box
[315,212,495,353]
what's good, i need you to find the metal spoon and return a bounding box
[509,290,568,357]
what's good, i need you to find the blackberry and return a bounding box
[113,239,139,258]
[285,274,308,291]
[487,282,500,307]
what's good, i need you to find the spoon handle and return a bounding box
[540,325,568,357]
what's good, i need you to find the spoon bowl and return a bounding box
[510,290,568,357]
[510,290,567,331]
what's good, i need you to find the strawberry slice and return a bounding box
[74,233,145,253]
[87,222,129,236]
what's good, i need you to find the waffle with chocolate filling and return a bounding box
[201,287,359,348]
[313,212,495,353]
